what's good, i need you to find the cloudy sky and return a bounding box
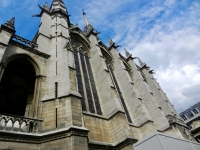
[0,0,200,112]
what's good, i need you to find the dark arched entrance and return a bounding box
[0,57,36,116]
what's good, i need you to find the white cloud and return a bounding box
[76,0,200,112]
[1,0,11,7]
[102,0,200,111]
[0,0,199,112]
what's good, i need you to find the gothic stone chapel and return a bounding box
[0,0,194,149]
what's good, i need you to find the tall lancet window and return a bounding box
[105,60,132,123]
[71,41,102,115]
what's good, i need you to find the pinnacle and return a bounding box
[138,58,146,67]
[124,48,131,57]
[108,37,114,46]
[4,17,15,29]
[83,11,93,34]
[44,2,49,10]
[50,0,67,14]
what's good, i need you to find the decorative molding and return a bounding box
[68,66,76,70]
[88,137,137,150]
[10,40,50,59]
[0,127,89,144]
[0,24,16,35]
[83,109,125,121]
[0,42,7,47]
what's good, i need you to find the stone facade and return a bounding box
[180,102,200,142]
[0,0,195,149]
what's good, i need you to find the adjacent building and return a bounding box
[180,102,200,142]
[0,0,196,149]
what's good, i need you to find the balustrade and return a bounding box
[0,113,42,134]
[12,35,38,48]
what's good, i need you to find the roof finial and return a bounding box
[83,11,93,34]
[44,2,49,10]
[108,37,114,46]
[82,9,86,15]
[138,58,146,67]
[4,17,15,29]
[124,48,131,57]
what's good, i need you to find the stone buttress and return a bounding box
[0,0,195,150]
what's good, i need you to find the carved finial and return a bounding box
[44,2,49,10]
[124,48,131,57]
[83,11,93,34]
[4,17,15,29]
[82,9,86,15]
[108,37,114,46]
[138,58,146,67]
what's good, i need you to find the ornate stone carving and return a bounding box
[0,126,88,143]
[4,17,15,30]
[166,115,186,127]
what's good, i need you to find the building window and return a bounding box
[181,115,187,121]
[192,109,198,114]
[71,40,102,115]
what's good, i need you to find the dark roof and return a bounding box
[180,102,200,119]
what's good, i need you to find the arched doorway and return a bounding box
[0,56,36,116]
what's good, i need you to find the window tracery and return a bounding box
[70,40,102,115]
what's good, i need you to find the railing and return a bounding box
[12,35,38,48]
[166,115,186,126]
[0,113,43,134]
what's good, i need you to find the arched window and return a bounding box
[71,40,102,115]
[0,55,38,117]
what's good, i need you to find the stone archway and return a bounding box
[0,56,37,117]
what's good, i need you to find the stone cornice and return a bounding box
[0,42,7,47]
[32,32,51,44]
[88,136,137,150]
[0,126,89,144]
[83,109,125,121]
[10,40,50,59]
[41,92,82,102]
[0,24,16,35]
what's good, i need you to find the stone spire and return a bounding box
[83,11,93,34]
[50,0,67,13]
[108,37,114,46]
[124,48,131,57]
[4,17,15,30]
[44,2,49,10]
[138,58,146,67]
